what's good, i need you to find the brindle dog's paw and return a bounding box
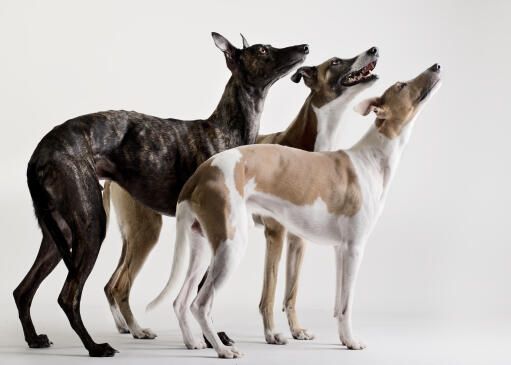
[89,343,118,357]
[28,334,52,348]
[204,332,235,348]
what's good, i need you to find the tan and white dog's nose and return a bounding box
[368,47,378,56]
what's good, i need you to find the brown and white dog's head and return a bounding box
[354,64,442,138]
[290,47,379,106]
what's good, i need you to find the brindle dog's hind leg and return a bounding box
[104,238,130,334]
[13,228,61,348]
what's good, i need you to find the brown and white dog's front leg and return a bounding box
[284,233,314,340]
[259,218,287,345]
[335,241,366,350]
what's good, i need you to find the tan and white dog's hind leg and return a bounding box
[259,218,288,345]
[284,233,314,340]
[334,240,366,350]
[173,203,209,350]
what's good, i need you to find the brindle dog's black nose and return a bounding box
[303,44,309,54]
[431,63,441,72]
[368,47,378,56]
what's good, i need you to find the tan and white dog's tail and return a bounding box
[146,202,192,311]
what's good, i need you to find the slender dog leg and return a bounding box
[108,183,162,339]
[283,233,314,340]
[336,241,366,350]
[259,217,287,345]
[104,238,129,334]
[13,230,61,348]
[191,237,247,359]
[174,229,210,350]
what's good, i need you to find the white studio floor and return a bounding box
[1,309,509,365]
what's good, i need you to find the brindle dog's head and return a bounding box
[354,64,442,138]
[212,32,309,89]
[291,47,379,107]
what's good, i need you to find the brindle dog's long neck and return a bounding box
[209,76,266,146]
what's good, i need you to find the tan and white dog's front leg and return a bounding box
[284,234,314,340]
[335,241,366,350]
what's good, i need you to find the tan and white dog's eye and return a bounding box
[259,47,267,55]
[398,82,407,90]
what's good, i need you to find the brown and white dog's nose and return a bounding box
[368,47,378,56]
[302,44,309,54]
[430,63,441,72]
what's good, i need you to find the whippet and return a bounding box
[155,64,441,358]
[15,32,308,357]
[122,47,379,346]
[254,48,380,344]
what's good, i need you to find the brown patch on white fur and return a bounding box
[229,145,362,217]
[179,159,236,251]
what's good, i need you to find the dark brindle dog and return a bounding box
[14,32,308,357]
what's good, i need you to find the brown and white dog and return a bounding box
[153,64,442,358]
[107,48,379,343]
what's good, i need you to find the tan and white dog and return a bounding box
[105,48,379,342]
[153,64,442,358]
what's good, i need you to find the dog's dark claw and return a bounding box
[203,332,235,348]
[28,334,52,348]
[88,343,118,357]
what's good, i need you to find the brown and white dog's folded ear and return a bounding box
[354,97,387,118]
[291,66,317,87]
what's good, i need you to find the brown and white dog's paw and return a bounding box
[292,328,315,340]
[217,345,244,359]
[132,328,157,339]
[185,338,208,350]
[265,330,288,345]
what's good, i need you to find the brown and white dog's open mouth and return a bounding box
[341,60,378,86]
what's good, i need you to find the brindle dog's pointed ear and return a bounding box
[212,32,239,70]
[291,66,316,84]
[240,33,249,49]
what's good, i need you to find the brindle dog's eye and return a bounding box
[331,59,340,65]
[259,47,267,55]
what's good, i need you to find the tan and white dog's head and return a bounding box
[355,64,442,138]
[291,47,379,106]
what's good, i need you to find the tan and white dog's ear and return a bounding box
[291,66,317,87]
[354,97,386,118]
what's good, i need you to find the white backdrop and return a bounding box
[1,0,510,363]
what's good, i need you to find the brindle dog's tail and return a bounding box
[27,164,75,274]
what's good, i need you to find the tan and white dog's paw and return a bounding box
[265,330,288,345]
[340,336,366,350]
[217,345,244,359]
[291,328,315,340]
[185,338,208,350]
[132,328,157,339]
